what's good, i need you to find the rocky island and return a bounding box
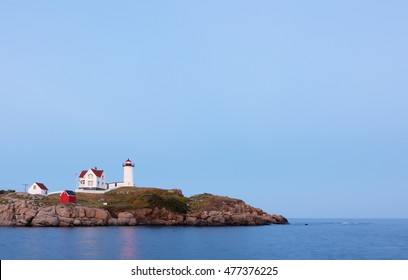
[0,187,288,227]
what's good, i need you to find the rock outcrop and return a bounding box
[0,192,288,227]
[0,200,110,227]
[30,205,110,226]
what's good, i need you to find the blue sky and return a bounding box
[1,1,407,218]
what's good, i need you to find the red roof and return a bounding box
[61,190,76,196]
[35,182,48,190]
[78,168,104,178]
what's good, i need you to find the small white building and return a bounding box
[78,167,107,190]
[28,182,49,195]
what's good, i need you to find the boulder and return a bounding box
[15,207,38,226]
[0,204,15,226]
[118,212,134,225]
[44,216,59,226]
[108,218,118,226]
[94,209,109,220]
[231,214,246,224]
[185,216,197,225]
[85,207,96,218]
[31,206,58,226]
[56,205,73,218]
[59,217,74,227]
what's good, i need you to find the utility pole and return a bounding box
[22,184,29,193]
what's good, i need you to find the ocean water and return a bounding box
[0,219,407,260]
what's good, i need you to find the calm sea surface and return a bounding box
[1,219,407,260]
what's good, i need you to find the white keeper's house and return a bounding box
[77,159,135,193]
[78,167,106,190]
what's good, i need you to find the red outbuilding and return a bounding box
[60,190,76,204]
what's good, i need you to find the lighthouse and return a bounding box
[123,159,135,186]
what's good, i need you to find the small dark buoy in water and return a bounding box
[305,223,308,226]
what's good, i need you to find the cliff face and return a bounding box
[185,193,288,226]
[0,195,110,227]
[0,192,288,227]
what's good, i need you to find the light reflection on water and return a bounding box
[119,227,138,259]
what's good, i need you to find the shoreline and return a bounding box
[0,189,288,227]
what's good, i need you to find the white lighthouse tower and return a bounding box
[123,159,135,186]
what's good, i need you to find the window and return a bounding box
[88,174,93,179]
[88,181,93,186]
[33,185,36,189]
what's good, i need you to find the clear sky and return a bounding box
[1,1,407,218]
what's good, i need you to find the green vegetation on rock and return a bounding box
[189,193,244,212]
[46,187,190,217]
[0,187,289,226]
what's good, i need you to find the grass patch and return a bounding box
[45,187,190,216]
[146,193,189,214]
[0,188,253,225]
[189,193,242,212]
